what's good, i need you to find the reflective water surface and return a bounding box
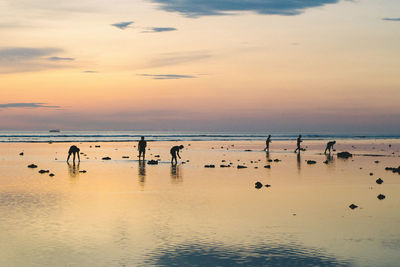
[0,141,399,266]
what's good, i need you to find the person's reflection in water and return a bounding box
[296,152,301,173]
[68,163,80,182]
[138,160,146,188]
[170,164,183,184]
[266,151,271,162]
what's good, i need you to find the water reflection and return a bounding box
[138,161,146,188]
[170,164,183,184]
[149,242,352,266]
[297,152,301,173]
[68,163,80,179]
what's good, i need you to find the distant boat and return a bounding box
[49,129,61,133]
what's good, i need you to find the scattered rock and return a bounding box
[237,165,247,169]
[255,182,263,189]
[49,173,55,177]
[154,155,160,158]
[122,156,129,159]
[95,145,101,148]
[79,170,87,173]
[264,165,271,169]
[147,160,158,165]
[38,170,50,174]
[265,184,271,188]
[245,149,252,152]
[221,160,226,162]
[374,160,380,164]
[28,164,38,168]
[19,152,24,156]
[377,194,386,200]
[102,157,111,160]
[273,159,281,162]
[337,152,353,158]
[220,165,231,168]
[306,160,317,164]
[376,178,383,184]
[323,160,328,164]
[369,173,374,176]
[267,159,273,162]
[204,165,215,168]
[349,204,358,210]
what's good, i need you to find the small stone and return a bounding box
[19,152,24,156]
[323,160,328,164]
[147,160,158,165]
[237,165,247,169]
[122,156,129,159]
[306,160,317,164]
[349,204,358,210]
[204,165,215,168]
[376,178,383,184]
[38,170,50,174]
[220,165,230,168]
[79,170,87,173]
[375,161,380,164]
[28,164,38,168]
[255,182,263,189]
[337,152,353,158]
[49,173,55,177]
[377,194,386,200]
[273,159,281,162]
[264,165,271,169]
[102,157,111,160]
[154,155,160,158]
[369,173,374,176]
[267,159,273,162]
[265,184,271,188]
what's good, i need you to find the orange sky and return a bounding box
[0,0,400,132]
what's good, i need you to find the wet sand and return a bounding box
[1,140,400,266]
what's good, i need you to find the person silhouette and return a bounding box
[170,145,184,164]
[67,145,80,163]
[138,136,147,161]
[264,135,272,152]
[294,135,303,153]
[324,141,336,154]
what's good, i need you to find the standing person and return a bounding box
[294,135,302,153]
[67,145,80,163]
[138,136,147,161]
[324,141,336,154]
[264,135,272,152]
[170,145,184,164]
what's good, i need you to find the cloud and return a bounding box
[47,56,75,61]
[147,51,212,67]
[0,47,74,73]
[137,74,197,79]
[111,21,134,29]
[151,0,340,17]
[382,17,400,21]
[143,27,177,33]
[0,103,61,109]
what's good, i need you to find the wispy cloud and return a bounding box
[0,47,74,73]
[137,74,197,79]
[151,0,340,18]
[147,51,212,68]
[382,17,400,21]
[47,56,75,61]
[142,27,177,33]
[0,103,61,109]
[111,21,134,30]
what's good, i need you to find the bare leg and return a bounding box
[67,153,71,163]
[73,153,76,164]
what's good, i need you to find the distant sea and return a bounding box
[0,131,399,143]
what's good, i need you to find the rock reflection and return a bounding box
[149,242,352,266]
[138,161,146,187]
[170,164,183,184]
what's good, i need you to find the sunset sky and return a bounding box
[1,0,399,133]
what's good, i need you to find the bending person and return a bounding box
[324,141,336,154]
[170,145,184,164]
[67,145,80,163]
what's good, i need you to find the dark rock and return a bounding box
[221,160,226,162]
[323,160,328,164]
[28,164,38,168]
[377,194,386,200]
[49,173,55,177]
[245,149,252,152]
[102,157,111,160]
[267,159,273,162]
[306,160,317,164]
[337,152,353,158]
[38,170,50,174]
[385,167,393,171]
[147,160,158,165]
[95,145,100,148]
[154,155,160,158]
[204,165,215,168]
[374,161,380,164]
[369,173,374,176]
[265,184,271,188]
[264,165,271,169]
[376,178,383,184]
[237,165,247,169]
[273,159,281,162]
[122,156,129,159]
[349,204,358,210]
[79,170,87,173]
[255,182,263,189]
[220,165,230,168]
[19,152,24,156]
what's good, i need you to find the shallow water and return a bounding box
[0,141,399,266]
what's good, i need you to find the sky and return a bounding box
[0,0,399,133]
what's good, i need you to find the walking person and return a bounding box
[264,135,272,152]
[294,135,303,153]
